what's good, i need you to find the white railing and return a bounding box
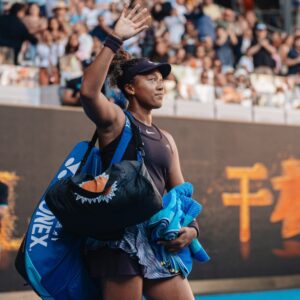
[1,64,300,125]
[153,97,300,126]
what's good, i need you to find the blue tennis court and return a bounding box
[195,289,300,300]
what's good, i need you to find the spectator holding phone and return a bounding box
[247,23,277,73]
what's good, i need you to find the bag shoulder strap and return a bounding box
[110,111,146,165]
[124,110,145,161]
[76,130,98,175]
[76,119,132,175]
[109,116,133,166]
[76,112,144,175]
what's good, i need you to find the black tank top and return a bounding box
[100,116,173,196]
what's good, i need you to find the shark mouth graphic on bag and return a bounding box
[75,173,118,204]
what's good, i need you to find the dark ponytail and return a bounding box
[108,49,131,89]
[108,49,141,94]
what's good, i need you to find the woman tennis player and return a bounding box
[80,3,199,299]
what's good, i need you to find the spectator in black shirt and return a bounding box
[0,3,38,64]
[62,76,82,106]
[286,36,300,75]
[247,23,277,73]
[151,0,172,22]
[89,14,112,42]
[141,27,156,57]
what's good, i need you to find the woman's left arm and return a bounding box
[161,130,198,253]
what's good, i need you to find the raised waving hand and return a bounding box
[113,3,151,41]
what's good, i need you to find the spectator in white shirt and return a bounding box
[35,30,60,85]
[81,0,100,30]
[101,2,120,27]
[165,7,186,46]
[36,30,58,67]
[73,22,93,62]
[172,0,187,17]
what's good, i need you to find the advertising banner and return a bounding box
[0,105,299,291]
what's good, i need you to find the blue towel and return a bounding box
[148,182,210,278]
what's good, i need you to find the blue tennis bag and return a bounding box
[15,139,100,299]
[15,116,135,299]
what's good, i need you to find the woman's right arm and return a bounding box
[80,4,150,131]
[80,45,124,129]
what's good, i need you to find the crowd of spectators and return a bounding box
[1,0,300,108]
